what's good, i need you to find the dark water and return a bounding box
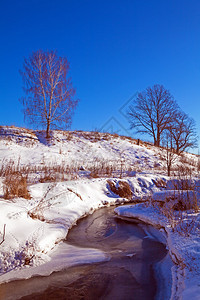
[0,206,168,300]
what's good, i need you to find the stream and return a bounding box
[0,206,171,300]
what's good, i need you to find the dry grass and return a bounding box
[3,172,31,200]
[152,178,167,188]
[107,179,133,200]
[0,156,138,188]
[150,163,199,235]
[0,159,79,184]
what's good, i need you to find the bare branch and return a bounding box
[0,224,6,246]
[168,110,198,154]
[127,84,178,147]
[19,50,79,138]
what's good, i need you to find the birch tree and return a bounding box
[20,50,78,138]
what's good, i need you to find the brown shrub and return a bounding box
[89,171,100,178]
[107,180,133,200]
[3,172,31,200]
[39,174,57,183]
[152,178,166,188]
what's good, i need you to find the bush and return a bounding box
[3,172,31,200]
[107,179,133,200]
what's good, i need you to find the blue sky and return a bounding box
[0,0,200,146]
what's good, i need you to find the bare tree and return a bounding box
[168,111,198,154]
[128,84,178,147]
[20,50,78,138]
[161,131,177,176]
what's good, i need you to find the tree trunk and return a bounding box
[157,131,160,147]
[46,121,50,139]
[167,165,171,176]
[154,140,160,147]
[176,142,180,155]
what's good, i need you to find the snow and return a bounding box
[0,176,165,283]
[152,190,200,211]
[0,126,199,298]
[0,242,107,284]
[114,203,200,299]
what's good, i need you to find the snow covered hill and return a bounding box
[0,126,158,171]
[0,126,199,299]
[0,125,198,180]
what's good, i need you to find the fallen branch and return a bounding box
[0,224,6,246]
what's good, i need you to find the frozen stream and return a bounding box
[0,206,171,299]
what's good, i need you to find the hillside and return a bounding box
[0,126,199,299]
[0,126,198,182]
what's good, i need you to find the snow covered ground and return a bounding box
[0,125,197,178]
[115,201,200,299]
[0,126,199,299]
[0,175,165,282]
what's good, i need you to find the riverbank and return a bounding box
[0,175,200,299]
[0,206,170,300]
[115,204,200,300]
[0,175,166,284]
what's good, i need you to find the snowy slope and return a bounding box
[0,126,160,171]
[0,126,199,299]
[0,126,197,176]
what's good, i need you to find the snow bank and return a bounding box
[114,204,200,300]
[0,242,107,285]
[0,174,166,283]
[166,178,200,192]
[152,190,200,210]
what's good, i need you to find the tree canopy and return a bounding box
[20,50,78,138]
[128,84,178,146]
[128,84,197,152]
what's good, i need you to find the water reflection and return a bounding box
[0,206,170,300]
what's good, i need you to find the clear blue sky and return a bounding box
[0,0,200,146]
